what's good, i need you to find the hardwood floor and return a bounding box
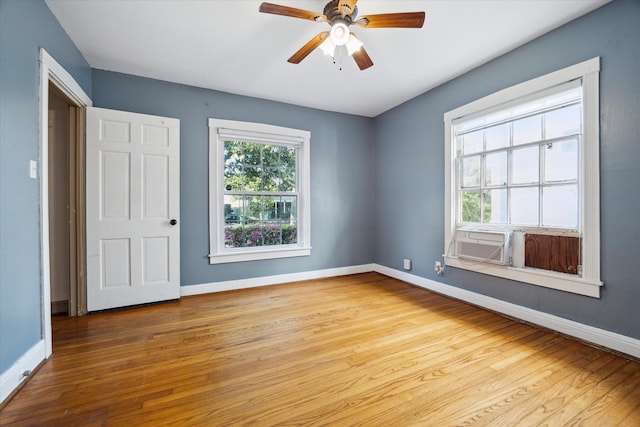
[2,273,639,426]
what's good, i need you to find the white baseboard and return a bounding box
[0,339,45,404]
[181,264,376,296]
[374,264,640,359]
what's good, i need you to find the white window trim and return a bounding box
[208,118,311,264]
[443,57,602,298]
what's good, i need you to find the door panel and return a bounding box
[101,151,130,219]
[142,154,169,218]
[86,107,180,311]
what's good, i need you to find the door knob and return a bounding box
[169,219,178,226]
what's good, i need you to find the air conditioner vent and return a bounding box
[454,228,513,265]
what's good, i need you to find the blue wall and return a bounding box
[91,71,375,286]
[2,0,638,381]
[0,0,91,373]
[374,0,640,339]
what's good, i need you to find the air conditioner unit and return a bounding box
[454,228,513,265]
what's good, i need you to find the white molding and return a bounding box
[581,66,601,283]
[39,48,92,358]
[208,247,311,264]
[181,264,375,296]
[40,50,91,106]
[0,340,45,404]
[443,256,602,298]
[443,57,600,123]
[374,264,640,359]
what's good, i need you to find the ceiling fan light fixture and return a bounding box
[259,1,426,71]
[329,21,350,45]
[319,38,337,57]
[345,34,363,56]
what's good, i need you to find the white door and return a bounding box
[86,107,180,311]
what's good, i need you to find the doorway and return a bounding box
[47,83,86,317]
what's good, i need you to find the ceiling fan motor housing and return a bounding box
[324,0,358,23]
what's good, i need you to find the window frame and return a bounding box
[208,118,311,264]
[443,57,602,297]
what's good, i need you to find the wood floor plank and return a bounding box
[1,272,639,426]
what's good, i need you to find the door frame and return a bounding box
[39,49,92,357]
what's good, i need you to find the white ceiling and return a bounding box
[45,0,609,117]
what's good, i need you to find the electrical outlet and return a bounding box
[403,259,412,270]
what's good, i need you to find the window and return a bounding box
[444,58,602,297]
[209,119,311,264]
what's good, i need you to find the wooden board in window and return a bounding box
[525,234,580,275]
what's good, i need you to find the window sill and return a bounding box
[209,246,311,264]
[444,256,603,298]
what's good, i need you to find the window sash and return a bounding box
[453,80,582,231]
[456,136,580,229]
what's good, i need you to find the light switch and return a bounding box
[29,160,37,179]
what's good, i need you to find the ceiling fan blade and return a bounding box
[338,0,358,17]
[288,32,329,64]
[259,2,326,22]
[352,46,373,70]
[354,12,425,28]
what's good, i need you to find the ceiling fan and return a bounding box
[259,0,425,70]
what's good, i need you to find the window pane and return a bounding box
[262,145,281,167]
[224,141,243,191]
[280,166,296,192]
[511,146,539,185]
[271,195,297,223]
[279,146,296,168]
[224,194,243,224]
[246,195,263,222]
[513,114,542,145]
[484,152,507,187]
[544,139,578,183]
[261,167,280,191]
[224,165,242,191]
[243,224,263,247]
[461,191,481,222]
[461,130,483,155]
[224,140,243,163]
[485,123,510,151]
[279,195,297,245]
[282,221,298,244]
[224,194,246,248]
[545,104,581,139]
[259,222,282,246]
[510,187,539,226]
[242,142,262,166]
[225,225,245,248]
[242,166,262,191]
[461,156,480,188]
[542,185,578,228]
[483,189,507,224]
